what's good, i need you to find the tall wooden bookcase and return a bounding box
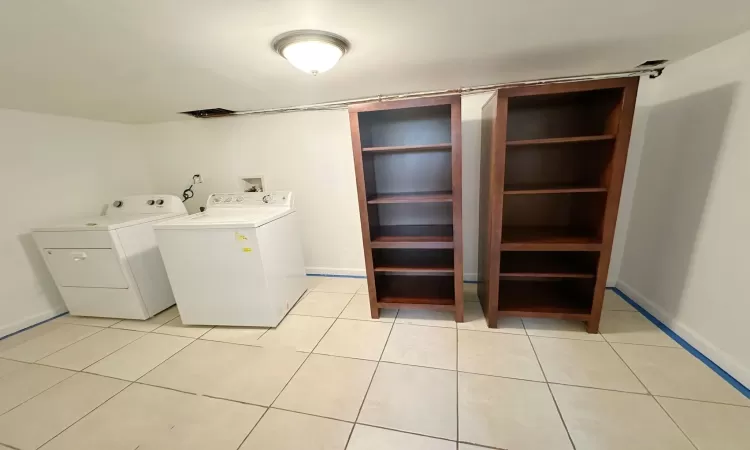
[478,77,639,333]
[349,96,464,321]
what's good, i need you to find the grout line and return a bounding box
[0,369,77,419]
[354,422,459,446]
[34,379,134,449]
[610,287,750,399]
[455,316,460,443]
[603,337,652,395]
[132,337,198,383]
[234,407,269,450]
[0,441,22,450]
[525,319,577,450]
[651,396,700,450]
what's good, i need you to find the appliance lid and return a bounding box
[154,207,293,230]
[33,212,186,232]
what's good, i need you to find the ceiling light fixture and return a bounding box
[273,30,349,75]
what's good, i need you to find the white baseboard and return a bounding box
[1,306,68,339]
[306,268,479,282]
[617,280,750,388]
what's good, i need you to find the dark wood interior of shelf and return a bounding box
[500,251,598,278]
[365,150,453,199]
[358,105,452,148]
[504,140,614,190]
[506,135,615,146]
[376,274,455,310]
[367,191,453,204]
[500,226,602,250]
[507,88,623,141]
[370,225,454,248]
[504,183,607,195]
[498,278,594,318]
[363,143,452,153]
[373,249,454,275]
[502,193,606,241]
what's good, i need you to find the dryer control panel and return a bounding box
[107,195,187,216]
[207,191,293,208]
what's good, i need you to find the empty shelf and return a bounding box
[367,191,453,204]
[498,279,592,319]
[501,227,602,251]
[362,143,452,153]
[371,225,454,249]
[506,135,615,147]
[504,183,607,195]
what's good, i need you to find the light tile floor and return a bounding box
[0,280,747,449]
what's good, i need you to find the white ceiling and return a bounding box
[1,0,749,123]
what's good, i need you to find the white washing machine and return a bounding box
[32,195,187,319]
[154,191,307,327]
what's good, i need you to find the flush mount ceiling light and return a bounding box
[273,30,349,75]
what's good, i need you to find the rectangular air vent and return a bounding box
[180,108,236,118]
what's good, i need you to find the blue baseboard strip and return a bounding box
[0,311,68,341]
[610,287,750,400]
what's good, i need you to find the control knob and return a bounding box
[147,200,155,205]
[156,199,164,205]
[113,200,123,208]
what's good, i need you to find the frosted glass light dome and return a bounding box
[273,30,349,76]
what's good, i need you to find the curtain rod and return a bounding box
[230,68,660,117]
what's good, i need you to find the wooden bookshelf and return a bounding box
[477,77,639,333]
[350,96,464,321]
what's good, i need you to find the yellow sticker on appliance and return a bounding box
[242,248,252,252]
[235,233,248,241]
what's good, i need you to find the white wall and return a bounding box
[618,30,750,387]
[0,109,153,337]
[141,95,492,279]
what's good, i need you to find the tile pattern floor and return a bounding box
[0,281,747,449]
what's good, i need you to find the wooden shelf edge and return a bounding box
[374,267,455,274]
[506,135,615,146]
[362,143,452,153]
[371,241,455,249]
[497,310,591,320]
[503,186,607,195]
[500,243,602,251]
[377,297,456,311]
[499,273,595,279]
[367,191,453,204]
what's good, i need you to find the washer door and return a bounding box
[43,248,129,288]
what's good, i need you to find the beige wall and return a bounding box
[0,109,152,336]
[618,30,750,387]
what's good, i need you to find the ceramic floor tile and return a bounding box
[522,317,603,341]
[0,364,74,415]
[290,291,353,318]
[153,316,212,338]
[38,328,144,371]
[240,408,351,450]
[41,383,264,450]
[356,283,370,294]
[358,362,457,440]
[55,315,122,327]
[381,324,456,370]
[600,310,679,347]
[84,332,192,381]
[338,294,396,322]
[550,384,694,450]
[200,326,268,345]
[110,306,179,332]
[140,339,306,406]
[0,358,26,378]
[612,343,750,406]
[531,336,646,393]
[459,372,572,450]
[311,277,365,294]
[313,319,392,361]
[458,330,544,381]
[457,302,525,334]
[602,290,637,312]
[656,396,750,450]
[395,309,457,328]
[256,315,334,352]
[0,325,101,362]
[0,373,128,450]
[273,354,375,421]
[347,424,456,450]
[0,321,61,353]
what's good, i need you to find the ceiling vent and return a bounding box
[636,59,668,68]
[180,108,236,119]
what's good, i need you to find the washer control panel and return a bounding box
[107,195,187,215]
[207,191,293,208]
